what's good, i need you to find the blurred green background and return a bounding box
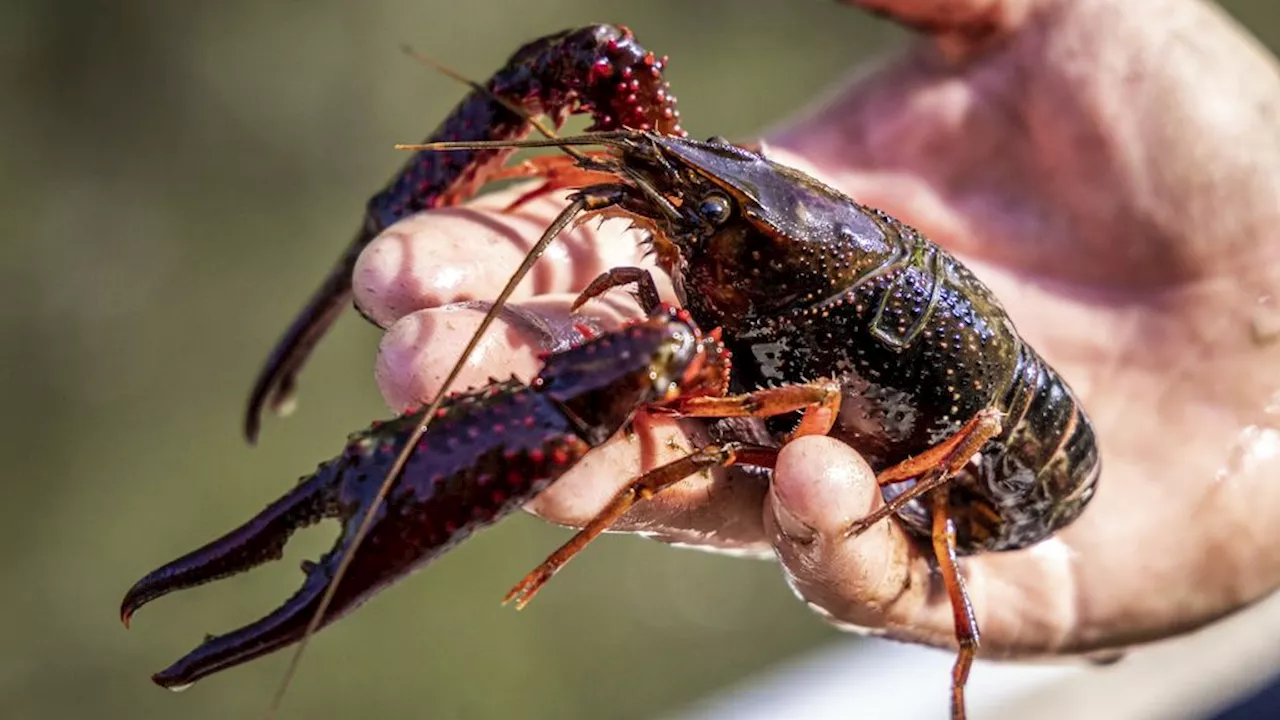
[3,1,1278,719]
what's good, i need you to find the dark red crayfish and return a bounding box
[123,22,1102,720]
[126,19,692,692]
[420,127,1103,719]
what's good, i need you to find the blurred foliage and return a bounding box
[1,1,1277,719]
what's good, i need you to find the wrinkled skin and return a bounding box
[353,0,1280,659]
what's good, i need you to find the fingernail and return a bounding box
[771,484,816,545]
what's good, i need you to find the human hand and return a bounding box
[353,0,1280,660]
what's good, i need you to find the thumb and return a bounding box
[765,435,930,634]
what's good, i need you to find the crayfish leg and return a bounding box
[673,380,843,440]
[503,442,777,609]
[572,266,664,314]
[503,379,843,608]
[931,489,979,720]
[842,408,1003,540]
[503,380,842,607]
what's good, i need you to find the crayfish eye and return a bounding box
[696,192,733,226]
[706,135,732,146]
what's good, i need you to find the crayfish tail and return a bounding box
[120,466,337,628]
[150,561,333,691]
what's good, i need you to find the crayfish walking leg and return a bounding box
[932,491,979,720]
[503,372,846,606]
[836,408,1003,720]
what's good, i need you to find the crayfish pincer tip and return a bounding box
[120,576,163,629]
[152,671,194,693]
[152,651,205,691]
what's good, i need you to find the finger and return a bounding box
[843,0,1028,44]
[353,186,667,329]
[764,435,937,636]
[374,294,640,411]
[766,435,1095,655]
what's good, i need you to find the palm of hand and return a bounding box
[357,0,1280,657]
[765,0,1280,653]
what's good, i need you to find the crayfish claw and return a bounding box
[120,449,372,689]
[120,468,337,628]
[149,559,333,690]
[121,409,451,689]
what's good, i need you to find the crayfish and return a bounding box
[122,23,1100,720]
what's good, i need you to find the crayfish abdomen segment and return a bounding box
[961,343,1101,552]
